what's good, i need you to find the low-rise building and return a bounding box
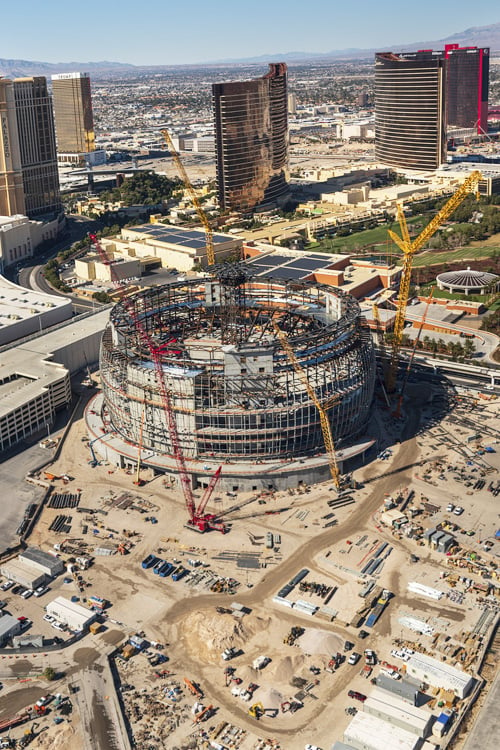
[0,559,47,589]
[18,547,64,577]
[0,275,72,346]
[406,652,474,699]
[343,711,421,750]
[363,687,433,737]
[0,613,22,646]
[0,214,62,272]
[46,596,96,631]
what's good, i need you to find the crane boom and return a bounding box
[386,170,482,393]
[271,319,340,488]
[160,129,215,267]
[89,233,205,526]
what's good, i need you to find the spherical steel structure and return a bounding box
[99,273,375,472]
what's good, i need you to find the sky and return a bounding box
[1,0,499,66]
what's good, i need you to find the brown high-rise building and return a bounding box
[213,63,289,213]
[51,72,95,160]
[444,45,489,134]
[13,77,61,218]
[0,78,25,216]
[375,52,447,171]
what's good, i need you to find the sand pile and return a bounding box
[255,686,284,710]
[298,628,343,656]
[180,611,270,663]
[268,654,306,683]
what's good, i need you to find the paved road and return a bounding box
[461,669,500,750]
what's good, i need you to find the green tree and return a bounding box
[42,667,56,681]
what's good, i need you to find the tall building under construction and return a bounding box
[51,72,95,165]
[213,63,289,213]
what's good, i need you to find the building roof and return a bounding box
[125,225,235,249]
[0,275,71,330]
[47,596,94,623]
[367,687,431,732]
[0,309,109,417]
[436,267,498,289]
[344,711,420,750]
[246,251,345,282]
[407,652,473,692]
[0,613,20,637]
[20,547,64,572]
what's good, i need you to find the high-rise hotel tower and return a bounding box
[213,63,289,213]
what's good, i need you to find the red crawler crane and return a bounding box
[89,234,225,533]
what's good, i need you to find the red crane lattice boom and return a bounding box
[88,233,224,532]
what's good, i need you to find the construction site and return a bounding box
[0,138,499,750]
[93,270,375,492]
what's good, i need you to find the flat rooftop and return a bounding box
[0,275,71,325]
[246,251,347,282]
[125,225,235,249]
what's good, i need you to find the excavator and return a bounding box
[248,702,265,719]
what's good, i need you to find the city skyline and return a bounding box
[0,2,499,66]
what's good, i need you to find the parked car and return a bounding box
[348,652,361,665]
[446,503,455,512]
[0,581,13,591]
[454,506,464,516]
[21,589,33,600]
[358,630,369,639]
[43,614,55,623]
[34,586,49,598]
[348,690,367,702]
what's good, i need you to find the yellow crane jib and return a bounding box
[271,319,341,488]
[385,170,483,394]
[160,129,215,267]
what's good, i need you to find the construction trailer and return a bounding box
[46,596,96,632]
[18,547,64,577]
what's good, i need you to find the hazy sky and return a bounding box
[2,0,499,65]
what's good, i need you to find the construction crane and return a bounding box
[385,170,482,393]
[89,233,226,534]
[270,319,341,489]
[371,303,390,408]
[160,129,215,267]
[133,407,146,486]
[394,286,435,418]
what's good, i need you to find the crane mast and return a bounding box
[271,319,341,489]
[160,129,215,267]
[386,170,482,393]
[89,234,225,533]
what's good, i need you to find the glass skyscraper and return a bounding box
[213,63,289,213]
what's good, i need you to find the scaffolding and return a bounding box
[100,276,376,463]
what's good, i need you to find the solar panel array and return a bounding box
[126,225,231,249]
[247,252,336,281]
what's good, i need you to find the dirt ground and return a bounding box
[1,381,499,750]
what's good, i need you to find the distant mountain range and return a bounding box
[0,21,499,76]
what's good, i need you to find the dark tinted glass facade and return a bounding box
[213,63,289,212]
[375,53,446,171]
[445,45,489,134]
[13,77,61,218]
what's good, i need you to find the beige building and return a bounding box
[0,213,60,271]
[0,78,25,216]
[75,254,142,283]
[104,224,242,272]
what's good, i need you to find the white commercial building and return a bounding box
[363,687,433,737]
[406,652,474,699]
[0,308,108,452]
[343,711,420,750]
[18,547,64,577]
[0,275,72,346]
[46,596,96,631]
[0,559,46,589]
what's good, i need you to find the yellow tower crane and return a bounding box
[160,129,215,267]
[386,170,482,393]
[271,319,341,489]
